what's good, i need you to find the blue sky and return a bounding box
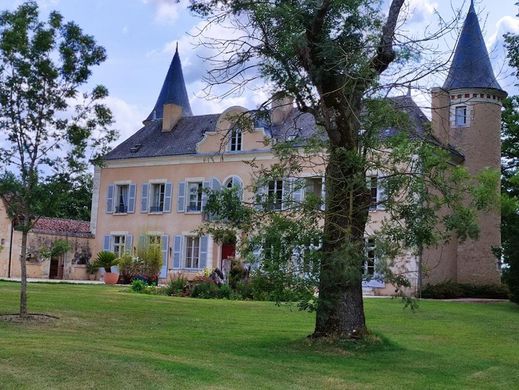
[2,0,519,141]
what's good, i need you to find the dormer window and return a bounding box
[229,128,242,151]
[455,106,467,126]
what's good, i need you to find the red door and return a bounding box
[221,243,236,260]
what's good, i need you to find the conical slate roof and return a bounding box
[145,46,193,122]
[443,1,503,92]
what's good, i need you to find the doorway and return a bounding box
[49,255,64,279]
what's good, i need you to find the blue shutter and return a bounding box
[282,178,290,210]
[125,234,133,254]
[255,183,266,210]
[161,235,169,278]
[127,184,136,213]
[199,235,209,269]
[377,174,386,211]
[201,180,211,210]
[103,235,111,251]
[106,185,114,214]
[173,235,183,269]
[177,182,186,212]
[164,182,173,213]
[211,177,221,191]
[293,178,304,204]
[139,235,146,251]
[321,177,326,211]
[141,183,149,213]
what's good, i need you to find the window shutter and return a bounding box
[255,184,266,210]
[106,185,114,214]
[164,182,173,213]
[103,235,112,252]
[199,235,209,269]
[127,184,136,213]
[282,178,290,210]
[138,235,146,251]
[173,235,183,269]
[141,183,149,213]
[291,178,304,205]
[202,180,211,210]
[161,235,169,278]
[377,174,386,210]
[125,234,133,254]
[320,177,326,211]
[177,182,186,212]
[211,177,221,191]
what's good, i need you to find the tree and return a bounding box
[0,1,116,317]
[502,8,519,302]
[192,0,496,338]
[500,98,519,303]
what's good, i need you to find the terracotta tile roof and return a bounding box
[32,217,93,238]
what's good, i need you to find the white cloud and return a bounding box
[102,96,147,143]
[142,0,190,24]
[403,0,438,24]
[488,15,519,50]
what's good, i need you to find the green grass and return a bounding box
[0,282,518,389]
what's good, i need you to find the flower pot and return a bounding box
[88,273,97,281]
[103,272,119,285]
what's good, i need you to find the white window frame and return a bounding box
[150,183,165,213]
[268,179,284,211]
[187,181,203,212]
[455,106,467,127]
[184,236,200,269]
[364,238,376,277]
[229,128,242,152]
[112,235,126,257]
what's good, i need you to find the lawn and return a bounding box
[0,282,518,389]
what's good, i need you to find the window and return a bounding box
[187,182,203,212]
[115,185,129,213]
[305,177,323,199]
[113,235,126,257]
[150,183,165,212]
[455,106,467,126]
[364,239,376,276]
[229,128,242,151]
[268,180,284,210]
[369,177,378,211]
[184,236,200,269]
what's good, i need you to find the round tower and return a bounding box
[440,1,506,285]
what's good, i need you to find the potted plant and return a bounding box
[86,261,99,281]
[96,251,119,284]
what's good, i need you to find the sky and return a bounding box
[1,0,519,144]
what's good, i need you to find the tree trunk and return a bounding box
[313,144,370,339]
[19,230,28,317]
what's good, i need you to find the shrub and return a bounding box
[191,281,220,299]
[421,281,510,299]
[117,253,142,284]
[165,276,188,296]
[136,240,162,281]
[95,251,117,273]
[131,279,147,293]
[217,283,232,299]
[229,259,248,290]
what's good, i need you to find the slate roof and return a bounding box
[145,46,193,122]
[443,1,504,92]
[32,217,93,238]
[105,94,458,161]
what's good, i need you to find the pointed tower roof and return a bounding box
[443,1,503,92]
[145,45,193,122]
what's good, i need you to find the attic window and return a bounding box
[130,144,143,153]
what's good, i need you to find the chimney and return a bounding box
[162,103,183,132]
[271,93,294,125]
[431,87,450,145]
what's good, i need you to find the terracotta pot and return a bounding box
[103,272,119,285]
[88,273,97,281]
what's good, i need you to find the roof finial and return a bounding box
[175,41,178,53]
[469,0,475,12]
[407,84,412,97]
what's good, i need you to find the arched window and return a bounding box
[224,176,243,199]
